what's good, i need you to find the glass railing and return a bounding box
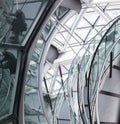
[87,17,120,123]
[24,48,47,124]
[25,60,50,124]
[53,80,67,124]
[0,3,69,46]
[68,16,120,124]
[70,105,82,124]
[24,4,70,124]
[95,38,120,124]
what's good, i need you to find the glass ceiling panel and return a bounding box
[54,6,69,20]
[77,18,91,28]
[51,1,120,54]
[65,15,77,28]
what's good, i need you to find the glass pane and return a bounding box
[113,40,120,57]
[25,115,48,124]
[87,16,120,121]
[41,19,55,41]
[0,48,20,120]
[54,6,69,20]
[1,0,49,46]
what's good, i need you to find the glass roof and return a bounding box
[44,0,120,97]
[52,2,120,53]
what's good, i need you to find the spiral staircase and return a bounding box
[0,0,120,124]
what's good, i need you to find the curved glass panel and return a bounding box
[24,42,46,124]
[70,105,81,124]
[88,18,120,123]
[68,16,120,124]
[24,4,70,124]
[24,5,70,124]
[53,79,67,124]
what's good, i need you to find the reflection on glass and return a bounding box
[0,48,19,120]
[3,10,27,44]
[0,0,49,46]
[0,0,13,43]
[25,115,48,124]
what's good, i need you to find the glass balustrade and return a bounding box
[1,1,119,124]
[87,17,120,123]
[69,105,82,124]
[68,16,120,124]
[24,5,70,124]
[52,79,67,124]
[25,49,47,124]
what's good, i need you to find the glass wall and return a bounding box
[0,0,52,123]
[0,48,20,121]
[0,0,49,46]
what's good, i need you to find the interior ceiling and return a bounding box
[52,0,120,64]
[43,0,120,96]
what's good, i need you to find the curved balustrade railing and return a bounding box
[52,74,68,124]
[68,16,120,124]
[24,5,70,124]
[94,35,120,124]
[25,60,48,124]
[95,34,120,124]
[87,17,120,123]
[69,105,80,124]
